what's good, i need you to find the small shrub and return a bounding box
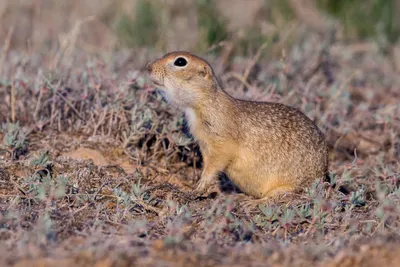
[1,121,28,160]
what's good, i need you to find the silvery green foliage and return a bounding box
[2,121,28,159]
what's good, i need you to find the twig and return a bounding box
[0,26,14,75]
[92,107,108,136]
[0,192,162,214]
[51,16,95,70]
[34,86,44,122]
[224,72,256,92]
[237,42,268,93]
[134,199,161,214]
[10,78,15,122]
[42,75,86,121]
[72,204,89,216]
[11,180,26,195]
[204,41,229,54]
[0,194,20,198]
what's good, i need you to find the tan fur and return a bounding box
[147,51,329,199]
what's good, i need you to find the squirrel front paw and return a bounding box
[195,179,208,194]
[194,177,221,198]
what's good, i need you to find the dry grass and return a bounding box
[0,1,400,267]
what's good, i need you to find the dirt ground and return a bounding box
[1,7,400,266]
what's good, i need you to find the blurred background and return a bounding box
[1,0,400,67]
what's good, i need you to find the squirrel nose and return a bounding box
[146,63,153,73]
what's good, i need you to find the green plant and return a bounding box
[131,176,152,203]
[237,27,272,56]
[113,170,154,210]
[24,174,69,201]
[260,0,296,25]
[259,203,279,221]
[31,152,50,168]
[279,207,295,228]
[316,0,400,45]
[297,203,312,219]
[115,0,160,47]
[196,0,228,52]
[349,187,366,208]
[305,179,325,199]
[311,198,329,231]
[1,121,28,160]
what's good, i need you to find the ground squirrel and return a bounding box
[147,51,329,199]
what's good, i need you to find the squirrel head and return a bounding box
[147,51,219,108]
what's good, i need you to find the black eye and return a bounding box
[174,57,187,67]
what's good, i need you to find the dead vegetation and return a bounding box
[0,1,400,266]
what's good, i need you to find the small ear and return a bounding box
[200,65,212,80]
